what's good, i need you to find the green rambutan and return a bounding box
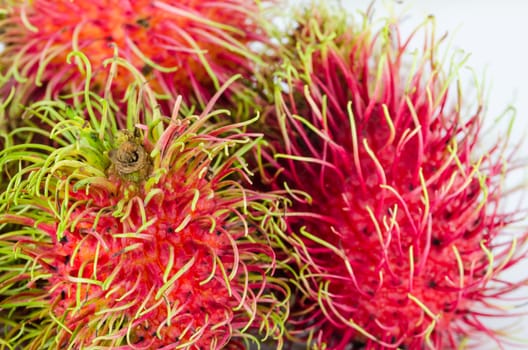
[255,8,528,350]
[0,56,289,349]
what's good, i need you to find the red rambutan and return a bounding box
[256,10,528,350]
[0,60,289,349]
[0,0,269,120]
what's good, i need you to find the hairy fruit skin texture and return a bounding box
[0,0,268,120]
[0,69,289,349]
[257,12,526,350]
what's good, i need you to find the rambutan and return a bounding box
[256,9,528,350]
[0,58,289,349]
[0,0,269,123]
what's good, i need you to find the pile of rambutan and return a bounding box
[1,1,527,349]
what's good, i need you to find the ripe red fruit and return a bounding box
[0,0,268,116]
[0,69,289,349]
[257,13,528,349]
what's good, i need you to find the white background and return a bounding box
[287,0,528,348]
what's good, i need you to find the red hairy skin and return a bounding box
[0,0,270,126]
[256,13,527,350]
[0,72,289,349]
